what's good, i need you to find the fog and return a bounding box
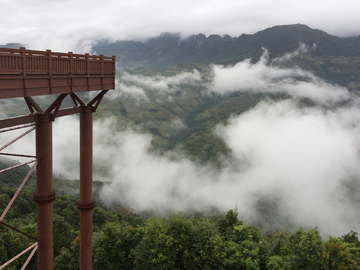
[1,48,360,236]
[111,70,202,100]
[209,48,350,105]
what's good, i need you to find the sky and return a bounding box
[1,0,360,53]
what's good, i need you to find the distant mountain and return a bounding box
[0,43,23,49]
[92,24,360,69]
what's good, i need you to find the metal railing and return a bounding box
[0,47,115,76]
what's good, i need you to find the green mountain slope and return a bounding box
[93,24,360,88]
[2,24,360,163]
[93,24,360,66]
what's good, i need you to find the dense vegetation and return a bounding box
[1,158,360,269]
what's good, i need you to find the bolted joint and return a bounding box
[77,199,95,211]
[33,190,56,204]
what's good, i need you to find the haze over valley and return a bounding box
[1,25,360,237]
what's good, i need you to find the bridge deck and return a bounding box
[0,47,115,99]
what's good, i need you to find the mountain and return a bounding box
[2,24,360,163]
[92,24,360,69]
[0,43,23,49]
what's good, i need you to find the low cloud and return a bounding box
[208,49,350,105]
[115,70,202,100]
[2,46,360,237]
[90,100,360,236]
[107,81,148,100]
[271,42,315,63]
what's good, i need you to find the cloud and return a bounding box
[216,99,360,232]
[115,70,202,100]
[107,81,148,101]
[271,42,314,63]
[90,99,360,236]
[4,95,359,236]
[208,49,351,105]
[2,46,360,237]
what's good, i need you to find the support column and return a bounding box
[34,113,55,270]
[78,106,95,270]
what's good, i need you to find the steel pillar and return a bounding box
[34,113,55,270]
[78,106,95,270]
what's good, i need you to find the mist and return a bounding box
[48,96,360,236]
[110,70,202,101]
[1,47,360,237]
[51,50,360,236]
[208,48,350,105]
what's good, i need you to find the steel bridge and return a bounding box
[0,47,116,270]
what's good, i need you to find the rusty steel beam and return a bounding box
[78,105,95,270]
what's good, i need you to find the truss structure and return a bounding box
[0,47,115,270]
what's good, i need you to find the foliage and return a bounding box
[93,222,144,270]
[322,236,360,270]
[132,215,226,270]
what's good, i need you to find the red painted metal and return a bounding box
[0,126,39,269]
[0,161,37,222]
[78,106,95,270]
[0,48,115,269]
[35,113,55,270]
[0,47,115,99]
[0,243,38,269]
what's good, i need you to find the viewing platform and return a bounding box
[0,47,116,99]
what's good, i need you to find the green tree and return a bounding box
[322,236,360,270]
[133,216,226,270]
[93,221,144,270]
[53,232,80,270]
[291,228,323,270]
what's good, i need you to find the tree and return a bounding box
[93,222,144,270]
[291,228,323,270]
[322,236,360,270]
[132,216,226,270]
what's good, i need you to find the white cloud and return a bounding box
[117,70,202,100]
[208,49,350,105]
[91,101,360,236]
[2,45,360,237]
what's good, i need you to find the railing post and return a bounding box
[69,52,74,93]
[21,47,27,96]
[78,105,95,270]
[34,113,55,270]
[47,50,53,94]
[69,52,73,76]
[47,50,52,76]
[85,53,90,76]
[100,55,104,76]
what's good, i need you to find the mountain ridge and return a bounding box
[92,24,360,69]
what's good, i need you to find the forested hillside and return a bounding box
[1,159,360,269]
[88,24,360,164]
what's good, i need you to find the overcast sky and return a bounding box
[1,0,360,53]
